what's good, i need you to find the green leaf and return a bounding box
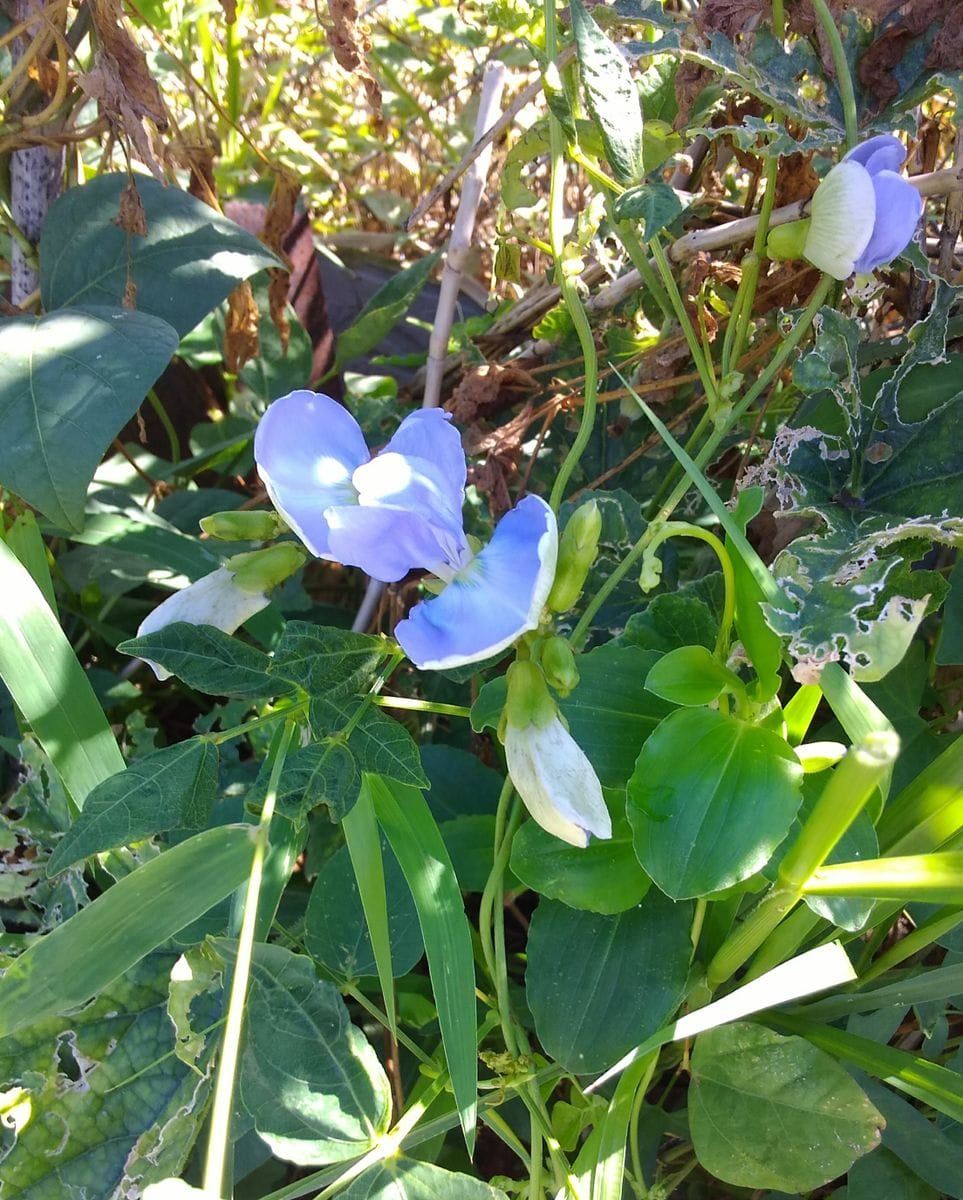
[368,776,478,1151]
[0,824,255,1039]
[0,951,214,1198]
[271,621,389,696]
[232,941,391,1165]
[570,0,645,186]
[119,622,286,698]
[856,1076,963,1200]
[421,745,502,820]
[628,708,803,899]
[619,585,719,654]
[0,306,179,529]
[689,1022,883,1192]
[509,812,650,913]
[559,644,676,788]
[525,890,691,1074]
[644,644,742,706]
[729,486,784,701]
[310,699,429,789]
[0,538,126,809]
[612,180,684,240]
[276,740,361,823]
[40,173,279,337]
[333,251,441,373]
[305,835,423,979]
[848,1147,940,1200]
[47,738,220,873]
[340,1158,509,1199]
[4,509,57,616]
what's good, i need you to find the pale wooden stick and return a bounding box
[423,61,506,410]
[353,65,508,631]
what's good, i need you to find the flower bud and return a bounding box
[199,509,284,541]
[539,636,579,697]
[547,500,602,614]
[225,543,306,594]
[766,218,811,262]
[505,660,557,731]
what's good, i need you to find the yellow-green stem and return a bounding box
[809,0,859,149]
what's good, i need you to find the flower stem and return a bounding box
[809,0,859,150]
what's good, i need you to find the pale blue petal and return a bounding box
[852,170,923,273]
[326,505,461,583]
[383,409,467,515]
[395,495,558,670]
[254,391,369,558]
[352,451,469,573]
[844,134,906,176]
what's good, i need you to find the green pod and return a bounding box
[547,500,602,614]
[199,508,283,541]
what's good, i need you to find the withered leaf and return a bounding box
[224,280,261,374]
[326,0,383,123]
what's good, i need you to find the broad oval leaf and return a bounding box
[47,738,220,874]
[526,890,691,1074]
[644,644,742,707]
[304,836,423,979]
[0,824,255,1039]
[236,942,392,1166]
[510,811,650,913]
[341,1158,509,1199]
[40,173,279,336]
[0,306,179,529]
[689,1022,883,1192]
[628,708,803,899]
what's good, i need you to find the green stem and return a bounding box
[809,0,859,149]
[649,237,721,409]
[371,695,471,719]
[641,523,736,658]
[570,274,833,651]
[202,719,296,1197]
[771,0,785,38]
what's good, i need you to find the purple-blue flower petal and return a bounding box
[844,134,907,176]
[852,169,923,273]
[326,504,464,583]
[394,495,558,670]
[254,390,369,559]
[381,409,467,521]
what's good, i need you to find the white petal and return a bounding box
[804,161,876,280]
[505,717,612,847]
[136,567,270,679]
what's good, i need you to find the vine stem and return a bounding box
[202,718,297,1197]
[570,273,834,651]
[809,0,859,150]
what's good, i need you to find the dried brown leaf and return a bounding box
[774,152,818,208]
[325,0,383,123]
[224,280,260,374]
[115,177,148,237]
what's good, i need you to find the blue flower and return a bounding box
[804,134,923,280]
[254,391,558,669]
[254,390,469,584]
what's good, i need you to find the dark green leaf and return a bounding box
[0,306,178,529]
[40,173,279,336]
[570,0,645,185]
[304,836,423,979]
[341,1158,509,1200]
[689,1023,882,1192]
[628,708,803,899]
[559,644,676,788]
[612,180,684,240]
[421,745,502,820]
[619,585,719,654]
[235,941,392,1165]
[47,738,219,872]
[271,621,389,696]
[334,251,441,372]
[526,890,691,1073]
[847,1147,940,1200]
[857,1076,963,1200]
[119,622,286,698]
[510,811,650,913]
[310,698,428,789]
[276,740,361,823]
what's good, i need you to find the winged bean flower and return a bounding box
[804,134,923,280]
[254,390,558,670]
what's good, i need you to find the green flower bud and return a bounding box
[547,500,602,614]
[540,636,579,697]
[199,509,283,541]
[766,218,811,262]
[226,543,306,594]
[505,660,557,732]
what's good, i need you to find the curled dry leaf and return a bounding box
[326,0,383,124]
[115,178,148,237]
[262,172,301,353]
[80,0,168,180]
[224,280,261,374]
